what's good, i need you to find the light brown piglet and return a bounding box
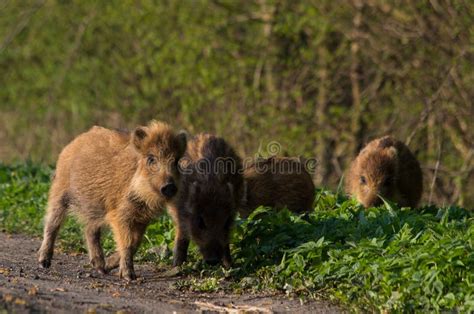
[38,121,186,281]
[346,136,423,208]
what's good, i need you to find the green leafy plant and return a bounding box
[1,163,473,312]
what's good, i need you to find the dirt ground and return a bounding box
[0,232,341,313]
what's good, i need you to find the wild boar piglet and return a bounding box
[171,133,243,267]
[346,136,423,208]
[240,156,315,217]
[38,121,186,281]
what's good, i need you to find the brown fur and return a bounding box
[346,136,423,208]
[239,156,315,217]
[38,121,187,281]
[170,133,243,267]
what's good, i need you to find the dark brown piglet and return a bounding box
[239,156,315,217]
[170,133,243,267]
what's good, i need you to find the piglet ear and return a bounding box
[378,136,395,149]
[387,146,398,158]
[132,126,148,151]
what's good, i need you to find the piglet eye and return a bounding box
[198,216,206,230]
[360,176,367,185]
[147,155,157,167]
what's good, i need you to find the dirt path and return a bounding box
[0,233,340,313]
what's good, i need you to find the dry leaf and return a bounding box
[28,286,39,296]
[50,287,67,292]
[3,294,13,302]
[194,301,272,313]
[89,282,105,289]
[14,298,27,305]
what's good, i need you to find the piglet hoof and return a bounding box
[91,257,106,275]
[172,257,185,267]
[38,259,51,269]
[119,268,137,282]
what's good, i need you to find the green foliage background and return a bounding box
[1,1,473,204]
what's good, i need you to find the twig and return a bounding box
[194,301,272,313]
[47,10,97,105]
[428,138,442,204]
[0,0,45,53]
[405,49,467,146]
[450,148,474,205]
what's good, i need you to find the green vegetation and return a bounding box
[2,163,473,312]
[1,1,473,206]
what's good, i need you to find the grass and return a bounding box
[1,163,473,312]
